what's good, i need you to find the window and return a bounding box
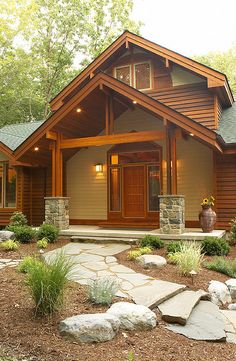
[0,163,17,208]
[148,165,160,211]
[115,65,131,85]
[114,62,152,90]
[110,167,121,211]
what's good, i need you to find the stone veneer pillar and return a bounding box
[44,197,69,230]
[158,195,185,234]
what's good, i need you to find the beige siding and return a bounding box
[171,65,205,87]
[177,137,213,221]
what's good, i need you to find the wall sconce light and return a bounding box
[95,163,103,172]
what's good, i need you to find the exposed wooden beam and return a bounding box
[9,160,39,167]
[109,95,114,134]
[105,94,110,135]
[46,130,57,141]
[60,130,165,149]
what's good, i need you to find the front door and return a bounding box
[123,165,145,218]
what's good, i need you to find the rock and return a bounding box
[158,290,204,325]
[226,279,236,301]
[107,302,157,330]
[0,231,15,241]
[167,301,226,341]
[220,310,236,344]
[228,304,236,311]
[59,313,120,343]
[128,280,186,309]
[105,256,117,264]
[137,255,167,268]
[208,280,232,305]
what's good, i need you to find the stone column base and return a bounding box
[158,195,185,234]
[44,197,69,230]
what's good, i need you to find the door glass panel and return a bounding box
[0,163,3,207]
[115,66,131,85]
[148,165,160,211]
[5,164,16,208]
[110,167,120,211]
[135,63,151,90]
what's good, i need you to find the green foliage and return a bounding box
[201,237,230,256]
[127,250,142,260]
[168,242,204,275]
[139,246,153,255]
[9,211,28,226]
[140,235,164,249]
[88,277,119,305]
[229,217,236,245]
[167,241,183,254]
[37,224,59,243]
[0,240,19,252]
[37,238,48,249]
[127,352,134,361]
[7,225,35,243]
[204,257,236,278]
[17,256,41,274]
[26,253,73,315]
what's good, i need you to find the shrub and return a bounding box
[140,235,164,249]
[26,253,73,315]
[168,242,204,275]
[37,238,48,249]
[37,224,59,243]
[9,211,28,226]
[88,277,120,305]
[201,237,230,256]
[127,250,142,260]
[139,246,153,255]
[204,257,236,278]
[17,256,41,273]
[167,241,183,254]
[229,217,236,245]
[0,240,19,252]
[7,225,35,243]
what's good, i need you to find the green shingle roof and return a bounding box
[0,121,45,151]
[217,101,236,144]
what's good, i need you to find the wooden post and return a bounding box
[165,123,172,194]
[50,133,63,197]
[105,95,110,135]
[171,130,177,194]
[109,95,114,134]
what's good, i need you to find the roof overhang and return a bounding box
[0,142,15,160]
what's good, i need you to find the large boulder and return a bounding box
[107,302,157,330]
[208,280,232,305]
[59,313,120,343]
[226,279,236,301]
[0,230,15,241]
[137,255,167,268]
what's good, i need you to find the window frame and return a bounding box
[134,61,152,91]
[0,162,17,209]
[114,64,132,86]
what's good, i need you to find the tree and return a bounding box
[0,0,141,126]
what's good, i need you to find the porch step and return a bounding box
[70,236,138,245]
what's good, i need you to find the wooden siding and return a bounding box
[148,84,217,130]
[215,154,236,230]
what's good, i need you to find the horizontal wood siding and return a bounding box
[215,154,236,230]
[148,84,217,130]
[31,168,47,226]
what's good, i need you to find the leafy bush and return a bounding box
[168,242,204,275]
[88,277,120,305]
[127,250,142,260]
[139,246,153,255]
[9,211,28,226]
[37,238,48,249]
[140,235,164,249]
[0,240,19,252]
[204,257,236,278]
[229,217,236,245]
[201,237,230,256]
[37,224,59,243]
[7,225,35,243]
[167,241,183,254]
[26,253,73,315]
[17,256,41,273]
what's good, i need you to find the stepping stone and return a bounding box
[97,270,115,277]
[128,280,186,309]
[69,253,104,263]
[158,290,204,325]
[121,281,134,291]
[81,261,108,271]
[68,264,96,280]
[105,256,117,264]
[220,310,236,344]
[87,244,130,256]
[118,273,153,287]
[109,264,135,274]
[167,301,226,341]
[137,255,167,268]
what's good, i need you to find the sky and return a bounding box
[132,0,236,56]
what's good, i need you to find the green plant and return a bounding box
[9,211,28,226]
[127,250,142,260]
[37,238,48,249]
[37,224,59,243]
[6,225,35,243]
[127,351,134,361]
[168,242,204,275]
[140,235,164,249]
[167,241,183,254]
[204,257,236,278]
[26,253,73,315]
[139,246,153,255]
[0,240,19,252]
[201,237,230,256]
[229,217,236,245]
[88,277,120,305]
[17,256,41,274]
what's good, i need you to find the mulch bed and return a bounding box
[0,241,236,361]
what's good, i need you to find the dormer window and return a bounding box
[114,62,151,90]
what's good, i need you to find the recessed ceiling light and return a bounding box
[76,108,82,113]
[132,100,137,104]
[34,146,39,151]
[190,133,194,137]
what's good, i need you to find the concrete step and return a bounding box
[158,290,205,325]
[70,236,138,245]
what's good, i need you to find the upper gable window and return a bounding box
[114,62,151,90]
[115,65,131,86]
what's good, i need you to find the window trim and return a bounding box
[114,64,132,86]
[0,162,17,209]
[134,61,152,91]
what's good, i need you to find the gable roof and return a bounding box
[50,31,233,111]
[217,101,236,144]
[0,121,45,151]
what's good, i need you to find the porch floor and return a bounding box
[59,225,226,242]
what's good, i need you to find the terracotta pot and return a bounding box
[199,205,216,232]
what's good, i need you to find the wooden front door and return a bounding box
[123,165,145,218]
